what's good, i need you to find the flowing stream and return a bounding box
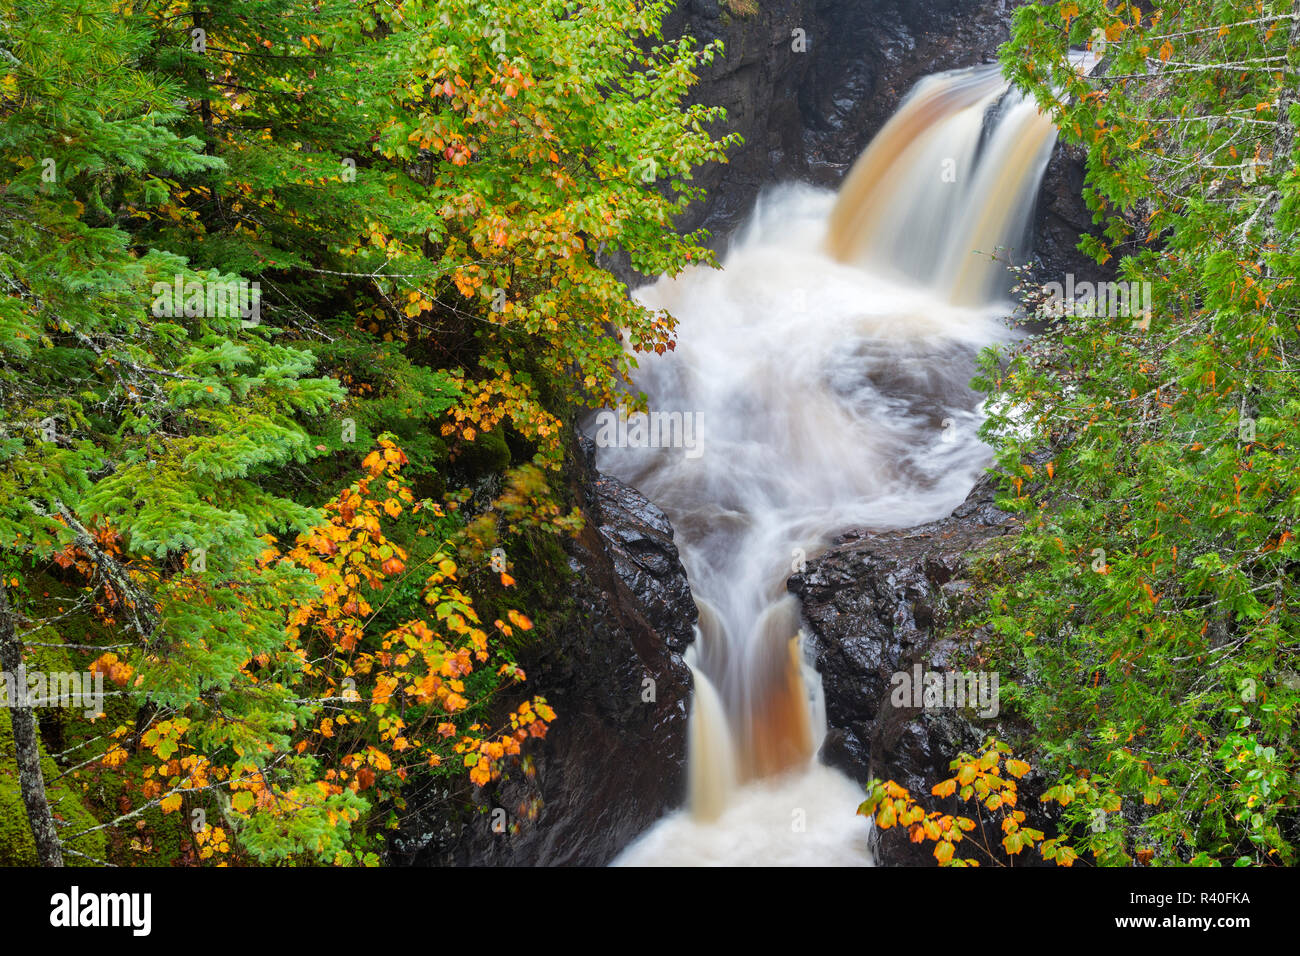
[599,63,1060,866]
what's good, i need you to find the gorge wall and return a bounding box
[788,472,1060,865]
[394,440,698,866]
[671,1,1016,230]
[671,0,1106,282]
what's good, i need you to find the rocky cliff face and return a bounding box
[789,474,1057,865]
[1030,139,1115,287]
[394,440,696,867]
[672,1,1018,232]
[669,0,1105,284]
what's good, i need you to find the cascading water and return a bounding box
[600,62,1061,866]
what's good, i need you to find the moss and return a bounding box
[2,596,193,865]
[452,428,512,479]
[71,746,193,867]
[722,0,759,17]
[23,628,75,755]
[474,524,574,656]
[0,707,107,866]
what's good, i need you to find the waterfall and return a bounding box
[685,648,737,823]
[599,62,1062,866]
[825,63,1058,303]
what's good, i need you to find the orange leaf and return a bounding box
[931,778,958,799]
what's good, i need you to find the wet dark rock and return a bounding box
[1029,140,1114,289]
[790,473,1056,865]
[393,439,695,867]
[671,1,1020,236]
[590,465,697,656]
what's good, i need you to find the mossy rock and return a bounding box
[0,708,107,866]
[453,428,511,479]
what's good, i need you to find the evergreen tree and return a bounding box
[1,0,736,864]
[978,0,1300,865]
[1,0,344,863]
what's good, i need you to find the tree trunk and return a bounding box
[0,578,63,866]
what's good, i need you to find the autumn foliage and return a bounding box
[859,739,1089,867]
[1,0,730,865]
[274,436,554,794]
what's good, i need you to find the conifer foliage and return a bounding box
[0,0,733,864]
[975,0,1300,865]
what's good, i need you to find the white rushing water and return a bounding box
[600,63,1061,866]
